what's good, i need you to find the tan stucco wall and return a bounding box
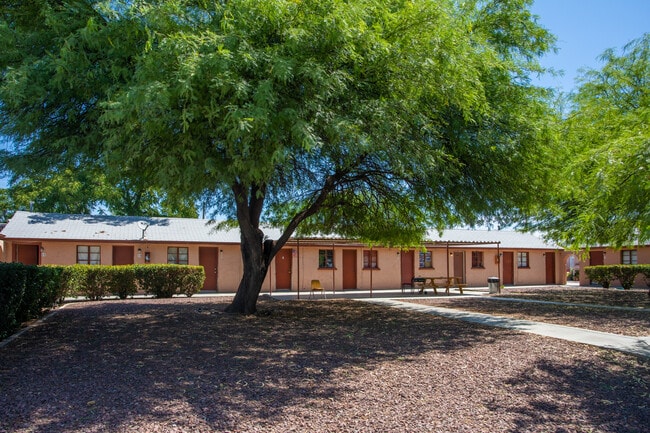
[4,239,563,292]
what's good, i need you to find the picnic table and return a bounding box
[410,276,466,295]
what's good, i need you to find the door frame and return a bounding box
[502,252,514,285]
[274,248,292,290]
[199,246,219,291]
[545,252,556,285]
[342,249,357,290]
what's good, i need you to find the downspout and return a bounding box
[446,243,450,281]
[370,246,373,297]
[332,241,336,294]
[497,242,501,293]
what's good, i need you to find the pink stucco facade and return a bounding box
[0,238,566,292]
[0,211,568,292]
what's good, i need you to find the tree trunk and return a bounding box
[224,236,273,315]
[224,182,275,315]
[224,174,342,314]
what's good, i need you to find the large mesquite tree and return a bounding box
[1,0,557,314]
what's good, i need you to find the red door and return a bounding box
[113,246,134,265]
[545,252,556,284]
[502,252,514,285]
[16,245,39,265]
[342,250,357,290]
[199,247,219,291]
[588,251,605,284]
[401,250,414,286]
[589,251,604,266]
[275,248,292,290]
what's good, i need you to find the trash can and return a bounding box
[487,277,500,294]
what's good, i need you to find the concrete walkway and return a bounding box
[363,298,650,359]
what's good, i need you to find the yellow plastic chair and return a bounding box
[310,279,326,299]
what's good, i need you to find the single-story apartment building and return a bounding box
[578,246,650,288]
[1,211,567,292]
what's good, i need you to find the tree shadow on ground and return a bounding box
[489,352,650,433]
[1,298,648,432]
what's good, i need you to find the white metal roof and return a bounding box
[1,211,558,249]
[424,229,558,250]
[0,211,254,243]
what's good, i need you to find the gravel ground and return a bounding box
[1,292,649,433]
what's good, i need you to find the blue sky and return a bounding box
[530,0,650,93]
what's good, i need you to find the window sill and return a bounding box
[318,267,337,270]
[363,267,381,270]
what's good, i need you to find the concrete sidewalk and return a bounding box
[363,298,650,358]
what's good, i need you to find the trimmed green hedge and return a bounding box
[0,263,67,340]
[62,264,205,299]
[0,263,205,340]
[584,264,650,290]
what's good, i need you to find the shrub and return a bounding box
[584,266,615,288]
[105,266,137,299]
[134,265,204,298]
[610,265,640,290]
[0,263,27,340]
[179,266,205,297]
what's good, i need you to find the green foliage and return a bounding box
[0,263,27,339]
[105,266,138,299]
[537,34,650,248]
[585,264,648,290]
[0,263,67,340]
[610,265,640,291]
[1,0,558,313]
[135,265,205,298]
[0,263,204,340]
[584,266,614,289]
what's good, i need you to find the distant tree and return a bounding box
[537,34,650,249]
[1,0,557,314]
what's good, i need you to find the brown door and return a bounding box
[113,246,134,265]
[401,250,415,286]
[588,251,605,284]
[16,245,39,265]
[589,251,604,266]
[275,248,292,290]
[199,247,219,291]
[453,252,465,283]
[502,252,514,285]
[545,252,556,284]
[342,250,357,290]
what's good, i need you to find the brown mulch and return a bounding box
[410,287,650,337]
[1,296,649,433]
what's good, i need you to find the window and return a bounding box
[419,251,433,268]
[167,247,189,265]
[318,249,334,268]
[363,250,378,269]
[517,252,529,268]
[77,245,101,265]
[621,250,637,265]
[471,251,484,268]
